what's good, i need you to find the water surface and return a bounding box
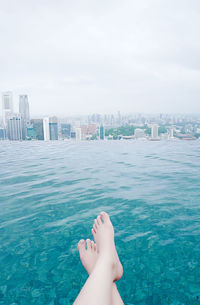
[0,140,200,305]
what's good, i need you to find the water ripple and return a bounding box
[0,141,200,305]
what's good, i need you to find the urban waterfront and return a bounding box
[0,140,200,305]
[1,92,200,142]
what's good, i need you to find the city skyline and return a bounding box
[1,90,200,141]
[1,91,200,118]
[0,1,200,115]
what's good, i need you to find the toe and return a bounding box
[92,228,95,239]
[94,221,97,230]
[97,215,102,225]
[100,211,110,223]
[91,241,95,250]
[94,243,97,251]
[78,239,86,257]
[95,219,99,227]
[86,239,92,250]
[93,224,96,233]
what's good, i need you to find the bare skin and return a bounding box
[92,211,123,281]
[78,238,124,305]
[73,211,124,305]
[78,239,98,275]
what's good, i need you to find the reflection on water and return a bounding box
[0,140,200,304]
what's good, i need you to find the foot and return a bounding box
[92,211,123,281]
[78,239,98,275]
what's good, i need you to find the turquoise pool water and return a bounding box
[0,140,200,305]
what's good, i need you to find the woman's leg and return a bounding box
[112,283,124,305]
[73,256,113,305]
[73,212,124,305]
[78,239,124,305]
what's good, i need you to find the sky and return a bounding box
[0,0,200,116]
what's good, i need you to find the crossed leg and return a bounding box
[73,212,124,305]
[77,239,124,305]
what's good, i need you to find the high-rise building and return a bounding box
[75,127,82,140]
[6,114,22,141]
[49,117,58,140]
[19,95,30,122]
[88,124,96,135]
[61,123,71,139]
[19,95,30,139]
[99,125,105,140]
[30,119,44,140]
[81,124,88,139]
[27,125,37,140]
[170,128,174,138]
[70,131,76,139]
[2,92,13,127]
[151,124,159,139]
[81,124,96,139]
[43,117,50,141]
[0,128,6,140]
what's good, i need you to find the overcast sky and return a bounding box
[0,0,200,116]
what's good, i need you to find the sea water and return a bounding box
[0,140,200,305]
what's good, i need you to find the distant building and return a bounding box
[30,119,44,140]
[49,117,58,140]
[75,127,82,140]
[70,131,76,139]
[6,114,22,140]
[151,124,159,139]
[88,124,96,135]
[81,124,88,139]
[61,123,71,139]
[27,125,37,140]
[81,124,96,139]
[43,117,50,141]
[99,125,105,140]
[2,92,13,127]
[0,128,6,140]
[134,128,145,139]
[170,128,174,138]
[19,95,30,122]
[19,95,30,139]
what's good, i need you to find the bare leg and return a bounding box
[73,212,124,305]
[78,239,124,305]
[112,283,124,305]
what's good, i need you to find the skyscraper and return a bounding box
[19,95,30,139]
[49,117,58,140]
[2,92,13,127]
[61,123,71,139]
[43,117,50,141]
[99,125,105,140]
[151,124,159,140]
[19,95,30,122]
[27,124,37,140]
[6,114,22,141]
[170,128,174,138]
[75,127,82,140]
[0,128,6,140]
[31,119,44,140]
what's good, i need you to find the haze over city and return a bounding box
[1,0,200,116]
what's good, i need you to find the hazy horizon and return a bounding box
[1,0,200,116]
